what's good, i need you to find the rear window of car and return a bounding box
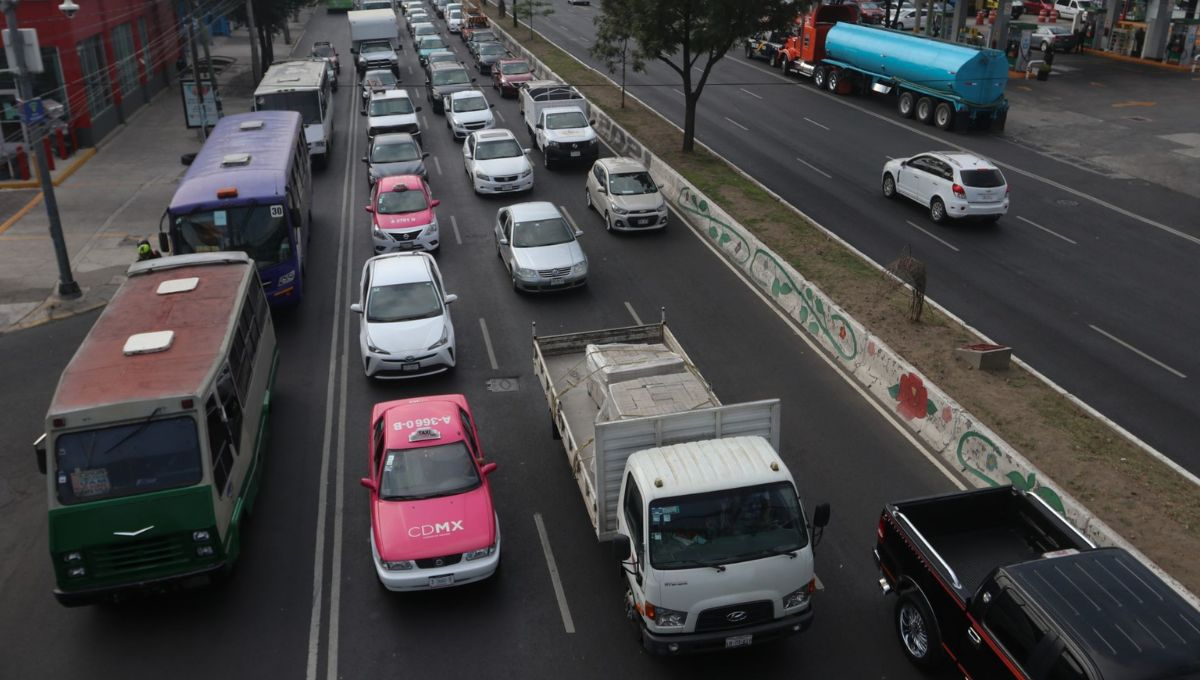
[960,169,1005,187]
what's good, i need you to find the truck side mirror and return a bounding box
[34,433,46,475]
[612,534,633,571]
[811,502,831,547]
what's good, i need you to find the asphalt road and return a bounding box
[518,4,1200,474]
[0,8,974,680]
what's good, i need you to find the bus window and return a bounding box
[255,92,323,125]
[54,416,203,504]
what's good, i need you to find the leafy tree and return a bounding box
[593,0,795,152]
[590,0,644,108]
[511,0,555,39]
[231,0,308,67]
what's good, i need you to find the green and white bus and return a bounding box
[36,252,279,606]
[327,0,354,12]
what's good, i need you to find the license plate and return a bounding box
[569,151,581,157]
[428,574,454,588]
[499,185,515,191]
[725,634,753,649]
[401,363,420,372]
[549,278,566,286]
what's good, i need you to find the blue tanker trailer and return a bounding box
[779,6,1010,131]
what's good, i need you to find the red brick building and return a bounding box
[1,0,182,149]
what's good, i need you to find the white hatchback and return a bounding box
[881,151,1009,223]
[446,89,495,140]
[585,157,667,232]
[463,129,534,194]
[351,252,458,379]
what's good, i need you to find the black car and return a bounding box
[425,62,476,114]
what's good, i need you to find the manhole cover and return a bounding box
[485,377,520,393]
[1055,199,1079,207]
[1126,116,1151,122]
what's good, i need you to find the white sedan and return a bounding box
[463,129,534,194]
[350,252,458,379]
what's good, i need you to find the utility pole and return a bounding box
[2,0,81,298]
[245,0,260,83]
[185,0,208,141]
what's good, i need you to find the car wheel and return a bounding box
[813,66,828,89]
[934,102,954,130]
[897,91,916,118]
[585,187,592,210]
[882,173,897,199]
[604,211,613,232]
[544,153,553,170]
[915,97,935,125]
[827,68,841,92]
[930,197,947,224]
[895,593,946,669]
[1041,41,1050,52]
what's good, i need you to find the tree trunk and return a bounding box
[282,17,292,45]
[259,23,274,66]
[682,92,697,152]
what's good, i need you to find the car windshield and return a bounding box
[313,45,334,57]
[1046,26,1070,34]
[860,1,880,7]
[545,111,588,130]
[471,32,495,43]
[432,68,470,85]
[255,90,323,125]
[415,25,436,36]
[54,416,202,505]
[372,140,420,162]
[475,139,522,160]
[364,71,398,88]
[449,9,462,18]
[648,483,808,570]
[453,95,488,112]
[500,61,530,75]
[479,43,505,55]
[960,169,1006,187]
[378,441,480,501]
[173,205,292,268]
[609,171,656,195]
[377,188,428,214]
[362,43,392,54]
[512,217,573,248]
[367,281,442,322]
[370,97,415,116]
[420,37,448,50]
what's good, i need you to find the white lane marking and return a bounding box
[534,513,576,634]
[1017,215,1077,245]
[804,117,830,131]
[731,55,1200,247]
[495,108,505,122]
[662,199,967,491]
[408,65,414,75]
[433,155,443,176]
[624,301,643,325]
[307,78,360,680]
[1089,325,1187,379]
[450,214,462,245]
[815,575,825,591]
[420,115,429,130]
[724,116,749,132]
[795,156,832,179]
[905,220,960,252]
[671,88,684,96]
[559,205,581,233]
[739,87,763,100]
[479,317,499,370]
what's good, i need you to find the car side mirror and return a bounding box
[588,119,595,126]
[431,198,440,207]
[351,47,359,54]
[422,152,430,158]
[535,123,543,129]
[522,148,531,154]
[34,433,46,475]
[498,237,509,246]
[598,186,607,194]
[490,103,495,108]
[444,292,457,303]
[425,79,432,85]
[574,229,584,238]
[360,110,367,116]
[359,477,377,491]
[416,105,423,112]
[361,155,369,163]
[480,461,497,475]
[350,302,363,313]
[471,77,477,82]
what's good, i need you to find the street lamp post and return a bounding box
[2,0,81,298]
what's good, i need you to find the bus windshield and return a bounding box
[255,91,323,126]
[54,416,203,505]
[173,205,292,269]
[648,482,807,570]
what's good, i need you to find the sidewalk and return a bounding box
[0,8,316,333]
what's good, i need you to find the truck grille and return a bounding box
[415,553,463,569]
[90,535,190,577]
[694,600,774,632]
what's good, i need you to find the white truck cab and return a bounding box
[518,81,597,168]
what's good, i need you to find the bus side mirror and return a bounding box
[34,433,46,475]
[158,232,171,253]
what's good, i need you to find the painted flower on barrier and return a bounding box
[889,372,935,421]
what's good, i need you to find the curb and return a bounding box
[1080,47,1196,72]
[0,147,97,191]
[485,9,1200,609]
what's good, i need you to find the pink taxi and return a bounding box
[361,395,500,590]
[368,174,441,255]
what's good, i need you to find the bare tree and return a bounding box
[590,0,644,108]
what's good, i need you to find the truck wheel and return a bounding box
[934,102,954,130]
[930,197,947,224]
[915,97,935,125]
[827,68,841,92]
[813,66,828,89]
[897,92,915,118]
[993,110,1007,131]
[895,593,946,669]
[882,173,897,199]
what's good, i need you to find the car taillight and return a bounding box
[877,514,887,540]
[952,183,966,198]
[1005,185,1010,196]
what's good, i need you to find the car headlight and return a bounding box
[428,217,439,233]
[383,560,416,571]
[519,168,532,178]
[463,544,496,561]
[366,338,391,355]
[647,602,687,628]
[474,170,490,181]
[547,141,560,148]
[372,224,384,238]
[612,206,629,215]
[427,325,449,350]
[572,260,587,275]
[515,267,536,278]
[783,583,813,610]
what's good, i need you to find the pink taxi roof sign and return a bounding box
[409,427,442,443]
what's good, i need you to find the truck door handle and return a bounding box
[967,627,982,646]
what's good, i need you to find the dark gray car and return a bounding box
[474,42,508,74]
[363,132,430,186]
[425,62,475,114]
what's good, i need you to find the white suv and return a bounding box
[446,89,495,139]
[366,89,422,140]
[463,129,533,194]
[881,151,1009,223]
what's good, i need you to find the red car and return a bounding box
[491,57,534,97]
[851,0,886,23]
[361,395,500,591]
[1021,0,1056,14]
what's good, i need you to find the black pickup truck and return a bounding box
[874,486,1200,679]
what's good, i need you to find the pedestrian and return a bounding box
[135,239,161,262]
[1133,26,1145,56]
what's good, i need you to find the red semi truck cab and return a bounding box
[778,4,861,70]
